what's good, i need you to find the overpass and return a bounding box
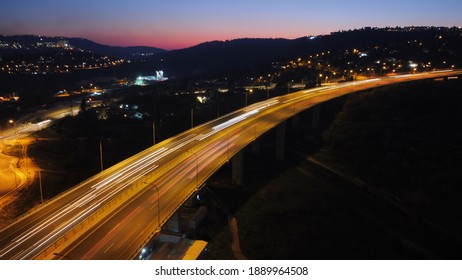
[0,70,460,259]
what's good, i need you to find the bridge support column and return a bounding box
[251,140,261,155]
[165,211,181,233]
[275,121,286,161]
[312,105,321,128]
[292,114,300,128]
[232,150,244,186]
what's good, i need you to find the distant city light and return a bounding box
[196,96,208,104]
[409,62,418,68]
[135,70,168,86]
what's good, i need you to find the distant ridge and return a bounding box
[0,35,165,58]
[144,26,462,77]
[1,26,461,77]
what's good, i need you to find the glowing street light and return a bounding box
[39,170,43,204]
[100,140,104,172]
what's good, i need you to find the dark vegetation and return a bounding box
[208,78,462,259]
[148,27,462,77]
[322,78,462,235]
[28,112,153,199]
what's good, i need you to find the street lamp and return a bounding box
[152,121,156,146]
[39,169,43,204]
[36,169,67,204]
[191,108,194,128]
[99,140,104,172]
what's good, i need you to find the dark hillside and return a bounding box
[322,78,462,235]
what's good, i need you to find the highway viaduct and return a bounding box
[0,70,460,259]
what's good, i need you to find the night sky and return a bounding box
[1,0,461,50]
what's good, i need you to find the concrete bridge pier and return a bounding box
[275,121,286,161]
[251,139,261,155]
[311,104,321,128]
[165,211,181,233]
[291,114,300,128]
[232,149,244,186]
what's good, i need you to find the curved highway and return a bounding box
[0,70,460,259]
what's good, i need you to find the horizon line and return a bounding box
[1,25,460,51]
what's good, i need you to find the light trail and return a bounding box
[0,70,460,260]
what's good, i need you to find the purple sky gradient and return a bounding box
[1,0,461,50]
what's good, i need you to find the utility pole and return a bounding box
[99,140,104,172]
[191,108,194,128]
[152,121,156,145]
[245,91,248,106]
[216,92,220,118]
[39,170,43,204]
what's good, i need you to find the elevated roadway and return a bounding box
[0,70,460,259]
